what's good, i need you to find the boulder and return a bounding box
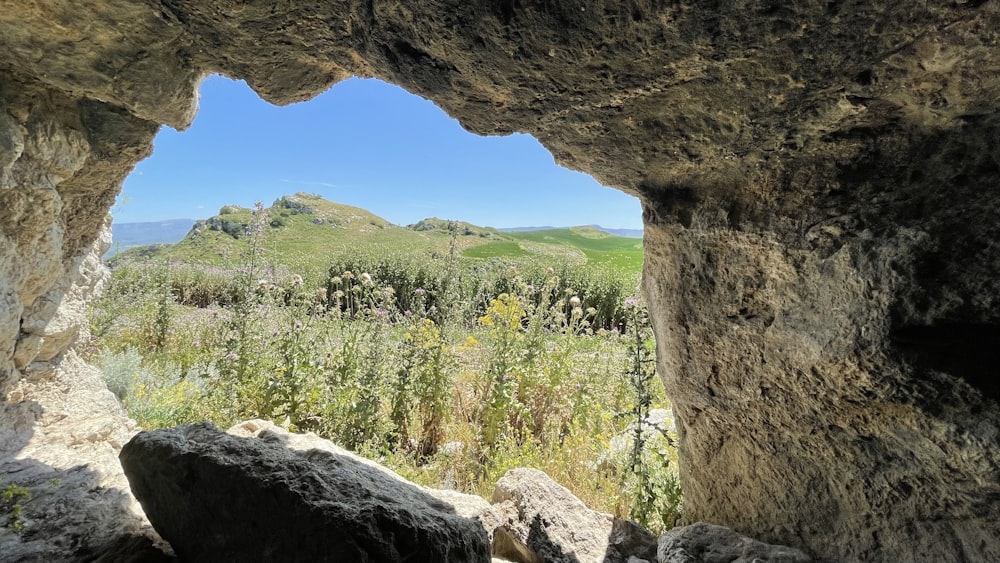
[0,351,164,562]
[658,523,814,563]
[481,467,658,563]
[119,421,490,562]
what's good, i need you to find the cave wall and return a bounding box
[2,1,999,560]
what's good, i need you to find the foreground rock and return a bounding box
[481,467,658,563]
[658,523,814,563]
[0,352,164,562]
[120,421,490,562]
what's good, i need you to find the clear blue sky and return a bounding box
[116,75,643,230]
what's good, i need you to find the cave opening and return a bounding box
[96,73,678,533]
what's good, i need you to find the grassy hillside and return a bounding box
[112,193,643,280]
[507,226,643,273]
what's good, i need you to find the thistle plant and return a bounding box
[617,294,682,532]
[213,201,271,417]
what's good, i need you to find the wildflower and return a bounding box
[224,351,238,360]
[360,272,373,286]
[331,276,342,285]
[294,320,303,329]
[624,296,640,308]
[291,274,303,286]
[569,296,582,308]
[404,310,413,317]
[383,287,394,296]
[342,271,354,280]
[546,267,555,277]
[414,288,426,296]
[316,287,328,298]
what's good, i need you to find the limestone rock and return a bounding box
[120,422,491,562]
[0,352,161,562]
[481,467,658,563]
[227,419,493,521]
[658,523,814,563]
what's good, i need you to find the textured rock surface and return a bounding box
[481,467,658,563]
[2,2,1000,561]
[658,522,813,563]
[228,418,495,521]
[120,421,491,562]
[0,352,161,562]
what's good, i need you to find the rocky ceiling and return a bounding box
[1,1,999,561]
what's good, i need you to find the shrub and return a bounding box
[90,223,679,523]
[96,347,143,401]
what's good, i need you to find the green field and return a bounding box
[508,227,643,273]
[460,240,529,258]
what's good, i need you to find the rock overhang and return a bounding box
[1,2,999,561]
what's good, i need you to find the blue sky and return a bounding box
[116,75,643,229]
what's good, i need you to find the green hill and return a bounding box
[111,193,643,280]
[506,226,643,272]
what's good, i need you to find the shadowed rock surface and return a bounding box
[481,467,659,563]
[658,522,813,563]
[120,421,491,562]
[0,351,164,562]
[2,2,1000,561]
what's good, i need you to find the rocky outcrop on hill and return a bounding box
[2,1,1000,560]
[120,421,491,562]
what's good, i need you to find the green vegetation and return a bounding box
[460,241,529,259]
[93,195,678,531]
[1,480,31,532]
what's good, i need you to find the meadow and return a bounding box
[90,198,681,531]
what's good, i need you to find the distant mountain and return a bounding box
[500,225,643,239]
[108,219,195,256]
